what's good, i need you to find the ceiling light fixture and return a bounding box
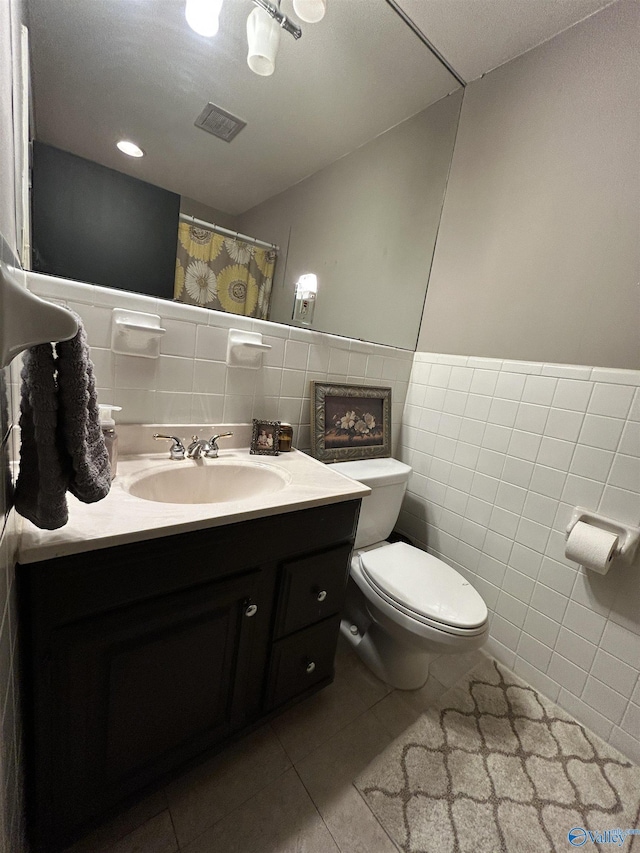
[185,0,224,37]
[116,140,144,158]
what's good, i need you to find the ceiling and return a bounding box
[395,0,615,82]
[26,0,615,216]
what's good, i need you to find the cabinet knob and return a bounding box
[315,589,327,602]
[245,603,258,617]
[305,661,316,674]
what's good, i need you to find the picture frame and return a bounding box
[250,419,281,455]
[311,382,392,462]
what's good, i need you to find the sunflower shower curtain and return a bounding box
[174,223,277,319]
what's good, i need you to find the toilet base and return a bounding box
[340,618,435,690]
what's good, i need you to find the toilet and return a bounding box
[332,458,489,690]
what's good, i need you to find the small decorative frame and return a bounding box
[311,382,391,462]
[250,419,281,455]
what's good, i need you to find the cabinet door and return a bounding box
[37,571,262,845]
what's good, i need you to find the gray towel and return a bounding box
[56,316,111,503]
[14,315,111,530]
[14,344,70,529]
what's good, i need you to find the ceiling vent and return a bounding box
[194,102,246,142]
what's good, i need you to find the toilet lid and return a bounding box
[359,542,488,630]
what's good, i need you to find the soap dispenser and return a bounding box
[98,405,122,480]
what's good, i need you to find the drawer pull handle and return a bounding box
[245,603,258,617]
[305,661,316,674]
[316,590,327,602]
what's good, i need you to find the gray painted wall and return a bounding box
[418,0,639,369]
[238,90,463,351]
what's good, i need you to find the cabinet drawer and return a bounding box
[266,615,341,710]
[275,544,352,638]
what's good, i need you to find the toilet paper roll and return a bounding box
[565,521,618,575]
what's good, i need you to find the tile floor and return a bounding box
[63,642,488,853]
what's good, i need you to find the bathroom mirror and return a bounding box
[25,0,463,350]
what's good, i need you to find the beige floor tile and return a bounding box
[370,690,422,740]
[107,811,177,853]
[400,673,449,714]
[296,709,397,853]
[335,636,393,709]
[63,791,169,853]
[428,649,487,688]
[165,724,290,848]
[181,768,340,853]
[271,674,368,764]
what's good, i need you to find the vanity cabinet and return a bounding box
[18,499,359,852]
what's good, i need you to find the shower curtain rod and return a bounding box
[179,213,279,252]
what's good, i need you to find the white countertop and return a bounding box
[17,448,370,564]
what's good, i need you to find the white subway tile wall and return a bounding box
[25,279,413,455]
[398,353,640,762]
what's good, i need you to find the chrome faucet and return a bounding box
[153,434,186,460]
[186,435,211,459]
[186,432,233,459]
[207,432,233,458]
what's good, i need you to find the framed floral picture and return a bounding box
[310,382,391,462]
[250,419,281,455]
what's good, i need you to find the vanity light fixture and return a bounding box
[185,0,224,37]
[292,273,318,325]
[116,140,144,158]
[184,0,323,77]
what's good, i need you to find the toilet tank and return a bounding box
[330,458,412,549]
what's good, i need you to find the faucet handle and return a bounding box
[153,434,186,460]
[205,432,233,458]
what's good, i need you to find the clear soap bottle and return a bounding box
[98,405,122,480]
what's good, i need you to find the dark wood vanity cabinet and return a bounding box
[18,499,359,851]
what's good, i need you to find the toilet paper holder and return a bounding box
[565,507,640,566]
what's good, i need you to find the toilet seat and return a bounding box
[358,542,488,637]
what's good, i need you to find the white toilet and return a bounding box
[332,458,489,690]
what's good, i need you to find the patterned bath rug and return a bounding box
[356,657,640,853]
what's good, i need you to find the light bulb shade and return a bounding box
[292,0,326,23]
[185,0,223,37]
[246,6,280,76]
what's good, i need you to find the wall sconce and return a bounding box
[292,273,318,325]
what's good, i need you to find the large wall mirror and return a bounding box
[26,0,463,350]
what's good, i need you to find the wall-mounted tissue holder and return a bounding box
[111,309,166,358]
[226,328,272,369]
[0,262,79,368]
[565,506,640,575]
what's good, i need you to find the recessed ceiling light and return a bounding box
[116,140,144,158]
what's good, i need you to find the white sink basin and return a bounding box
[126,460,292,504]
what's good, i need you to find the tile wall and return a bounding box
[25,277,414,454]
[397,352,640,762]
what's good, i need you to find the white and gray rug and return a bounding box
[356,658,640,853]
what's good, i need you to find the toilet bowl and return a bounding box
[332,458,488,690]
